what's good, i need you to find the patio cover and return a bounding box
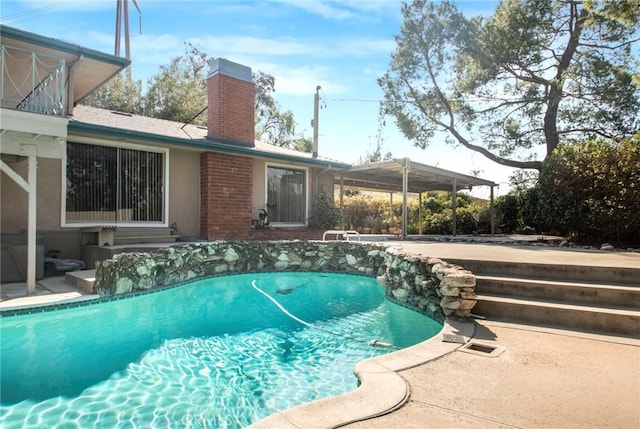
[334,158,497,238]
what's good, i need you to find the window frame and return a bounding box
[264,163,309,227]
[61,139,169,228]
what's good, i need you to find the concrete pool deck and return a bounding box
[1,240,639,428]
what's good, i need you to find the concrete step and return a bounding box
[65,270,96,294]
[114,227,176,237]
[476,275,640,309]
[474,294,640,337]
[445,258,640,286]
[114,235,179,245]
[113,227,178,245]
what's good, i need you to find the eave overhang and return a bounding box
[67,120,352,169]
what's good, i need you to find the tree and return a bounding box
[379,0,640,171]
[83,72,143,114]
[293,136,313,152]
[359,109,393,163]
[144,42,208,125]
[254,71,299,147]
[142,44,302,146]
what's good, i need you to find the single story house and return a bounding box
[0,25,495,293]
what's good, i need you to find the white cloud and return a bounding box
[189,34,394,59]
[275,0,402,21]
[252,62,348,96]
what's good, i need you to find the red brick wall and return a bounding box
[207,73,255,145]
[200,152,253,240]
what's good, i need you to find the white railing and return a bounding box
[1,44,66,116]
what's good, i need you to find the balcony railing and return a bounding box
[1,44,66,116]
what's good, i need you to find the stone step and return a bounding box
[474,294,640,337]
[445,258,639,286]
[476,275,640,309]
[65,270,96,294]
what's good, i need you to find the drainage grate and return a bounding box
[467,343,497,354]
[459,341,505,357]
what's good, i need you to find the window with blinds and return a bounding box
[65,142,165,224]
[266,166,307,224]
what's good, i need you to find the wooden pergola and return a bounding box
[334,158,497,239]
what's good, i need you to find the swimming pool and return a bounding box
[1,272,442,428]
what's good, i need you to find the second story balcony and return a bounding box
[1,44,66,116]
[0,25,130,121]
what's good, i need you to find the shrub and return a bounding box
[495,194,520,233]
[308,192,341,229]
[538,134,640,246]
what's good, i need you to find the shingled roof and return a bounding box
[69,105,349,168]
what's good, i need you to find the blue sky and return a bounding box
[1,0,517,197]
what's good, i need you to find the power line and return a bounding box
[1,1,81,24]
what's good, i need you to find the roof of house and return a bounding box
[69,106,496,191]
[69,105,351,168]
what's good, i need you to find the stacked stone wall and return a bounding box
[94,241,476,321]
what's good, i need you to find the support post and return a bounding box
[339,177,344,229]
[27,154,37,295]
[452,179,457,236]
[418,192,423,235]
[490,185,495,235]
[402,158,409,240]
[312,86,320,158]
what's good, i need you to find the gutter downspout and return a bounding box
[66,54,84,115]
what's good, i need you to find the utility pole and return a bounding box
[312,85,321,158]
[114,0,141,81]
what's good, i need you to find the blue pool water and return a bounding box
[1,272,442,428]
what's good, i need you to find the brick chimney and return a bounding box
[206,58,255,146]
[201,58,255,240]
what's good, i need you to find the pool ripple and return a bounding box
[1,273,442,428]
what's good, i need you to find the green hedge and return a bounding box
[537,135,640,246]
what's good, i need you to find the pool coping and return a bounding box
[249,317,476,428]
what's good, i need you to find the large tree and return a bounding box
[83,72,144,114]
[144,42,209,125]
[253,70,300,148]
[379,0,640,171]
[86,43,304,148]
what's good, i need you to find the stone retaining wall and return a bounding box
[94,241,477,321]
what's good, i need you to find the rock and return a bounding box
[391,287,409,301]
[345,254,357,266]
[439,286,460,296]
[440,273,476,288]
[115,277,133,295]
[600,243,615,251]
[275,260,289,270]
[214,264,228,273]
[441,296,476,310]
[223,247,240,262]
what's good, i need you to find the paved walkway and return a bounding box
[387,239,640,268]
[345,320,639,428]
[1,241,639,428]
[344,242,640,429]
